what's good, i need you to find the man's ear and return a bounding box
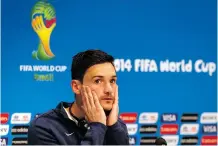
[71,80,82,95]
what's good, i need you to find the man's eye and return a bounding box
[110,79,116,84]
[94,79,101,84]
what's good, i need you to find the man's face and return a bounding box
[81,63,117,111]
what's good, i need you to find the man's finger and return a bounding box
[85,86,95,108]
[83,86,91,111]
[80,86,87,111]
[114,85,119,105]
[92,90,101,108]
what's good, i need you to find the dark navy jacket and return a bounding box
[27,102,129,145]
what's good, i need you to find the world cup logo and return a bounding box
[31,0,56,60]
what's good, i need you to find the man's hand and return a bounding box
[81,86,106,125]
[107,85,119,126]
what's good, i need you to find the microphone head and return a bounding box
[155,137,167,145]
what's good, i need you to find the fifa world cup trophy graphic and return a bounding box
[31,0,56,60]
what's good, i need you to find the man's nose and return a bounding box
[103,82,113,96]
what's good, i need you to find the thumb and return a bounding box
[49,22,56,31]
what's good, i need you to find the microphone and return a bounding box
[155,137,167,146]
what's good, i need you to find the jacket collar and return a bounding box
[55,101,73,119]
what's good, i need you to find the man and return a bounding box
[28,49,129,145]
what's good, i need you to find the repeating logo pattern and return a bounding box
[119,112,218,145]
[1,112,217,145]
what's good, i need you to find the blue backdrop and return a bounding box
[1,0,217,145]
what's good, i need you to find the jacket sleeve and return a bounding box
[81,122,107,145]
[105,118,129,145]
[27,118,59,145]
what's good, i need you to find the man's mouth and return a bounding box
[102,98,113,100]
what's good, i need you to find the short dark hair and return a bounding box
[71,49,115,82]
